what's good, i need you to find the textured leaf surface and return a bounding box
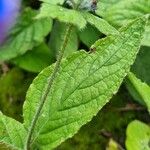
[126,72,150,112]
[12,43,54,73]
[23,17,146,149]
[126,120,150,150]
[0,8,52,62]
[0,113,26,150]
[37,3,87,29]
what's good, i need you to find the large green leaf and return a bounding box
[126,120,150,150]
[23,17,146,149]
[0,8,52,62]
[126,72,150,112]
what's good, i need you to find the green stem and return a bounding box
[24,24,73,150]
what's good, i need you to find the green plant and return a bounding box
[0,0,150,150]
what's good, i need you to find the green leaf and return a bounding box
[96,0,121,17]
[142,22,150,46]
[78,24,100,47]
[11,43,55,73]
[0,8,52,62]
[82,12,119,35]
[36,4,87,29]
[126,120,150,150]
[97,0,150,46]
[23,17,146,149]
[49,22,78,57]
[126,72,150,112]
[0,113,26,150]
[99,0,150,26]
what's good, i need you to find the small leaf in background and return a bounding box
[0,8,52,62]
[49,21,78,57]
[126,120,150,150]
[97,0,150,26]
[11,43,55,73]
[36,3,87,29]
[22,17,146,150]
[82,12,119,36]
[97,0,150,46]
[126,72,150,113]
[0,113,27,150]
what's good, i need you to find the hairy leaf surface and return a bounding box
[49,22,78,57]
[23,17,146,149]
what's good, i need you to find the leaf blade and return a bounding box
[23,17,147,150]
[82,12,119,35]
[0,113,26,150]
[36,4,87,29]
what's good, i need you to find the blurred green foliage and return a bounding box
[0,67,35,121]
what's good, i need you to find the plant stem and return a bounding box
[24,24,73,150]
